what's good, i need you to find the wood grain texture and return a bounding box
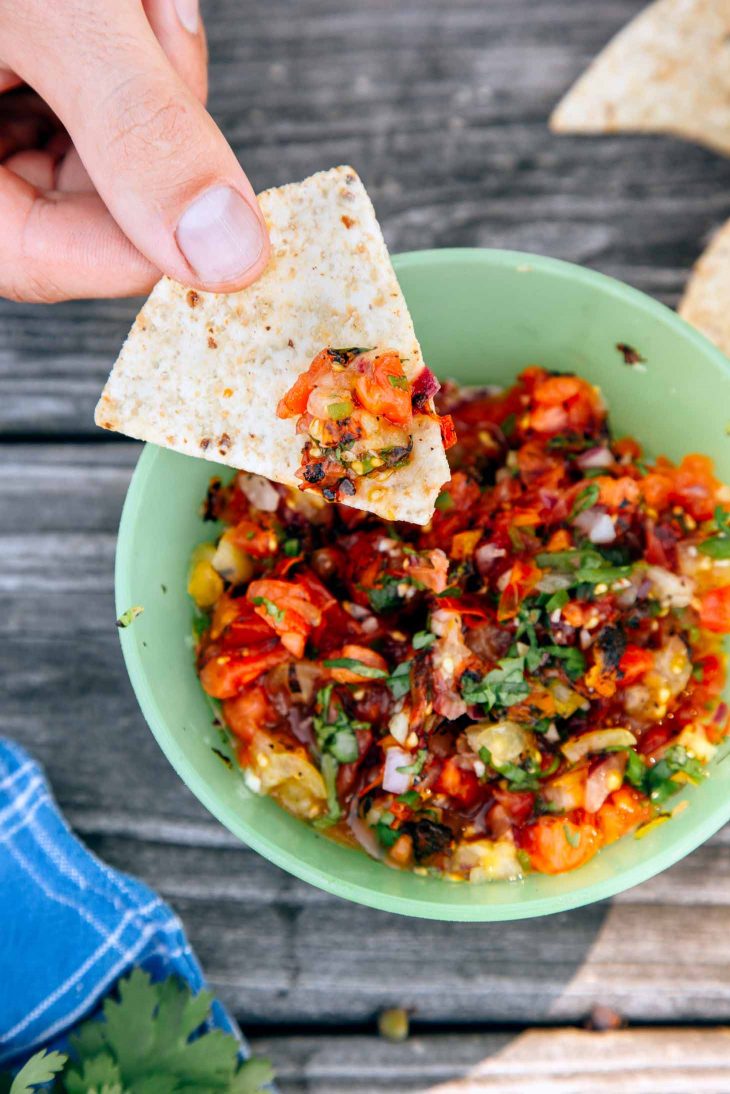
[4,1,730,1087]
[249,1028,730,1093]
[5,445,730,1033]
[1,0,729,435]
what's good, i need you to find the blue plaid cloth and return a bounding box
[0,739,242,1067]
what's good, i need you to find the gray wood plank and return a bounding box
[2,0,729,434]
[5,444,730,1029]
[250,1028,730,1094]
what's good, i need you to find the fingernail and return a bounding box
[176,186,266,285]
[174,0,199,35]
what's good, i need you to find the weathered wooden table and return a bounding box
[4,1,730,1090]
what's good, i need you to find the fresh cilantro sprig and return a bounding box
[570,484,600,519]
[700,506,730,559]
[0,970,272,1094]
[461,657,530,711]
[479,747,558,791]
[535,548,631,586]
[621,745,704,805]
[313,684,365,765]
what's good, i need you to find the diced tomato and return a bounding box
[497,558,541,622]
[353,352,412,427]
[619,645,655,686]
[451,530,482,561]
[492,787,535,826]
[440,414,457,450]
[529,374,604,436]
[436,758,482,807]
[597,787,651,845]
[593,475,640,511]
[199,645,291,698]
[276,349,334,418]
[613,436,642,461]
[519,816,601,874]
[545,528,572,552]
[247,578,326,657]
[222,685,276,741]
[700,586,730,634]
[641,471,673,513]
[228,519,279,558]
[637,723,674,757]
[406,548,449,593]
[694,652,727,697]
[671,454,722,522]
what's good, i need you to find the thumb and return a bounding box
[13,1,269,291]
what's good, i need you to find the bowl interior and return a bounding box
[116,248,730,920]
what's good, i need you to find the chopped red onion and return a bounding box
[713,702,728,726]
[348,798,384,860]
[575,508,616,544]
[576,446,613,470]
[236,471,280,511]
[475,542,507,574]
[412,367,441,403]
[382,747,414,794]
[585,754,626,813]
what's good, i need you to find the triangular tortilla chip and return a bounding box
[96,166,450,525]
[550,0,730,157]
[679,217,730,356]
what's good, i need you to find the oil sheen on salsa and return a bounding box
[190,367,730,881]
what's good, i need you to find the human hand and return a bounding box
[0,0,270,302]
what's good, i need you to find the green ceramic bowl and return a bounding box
[116,248,730,920]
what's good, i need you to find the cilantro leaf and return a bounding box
[563,824,581,848]
[251,596,285,624]
[375,811,400,848]
[388,374,409,390]
[64,968,272,1094]
[116,605,144,628]
[461,657,530,711]
[396,749,428,777]
[367,577,404,613]
[412,630,436,650]
[434,490,454,511]
[387,660,412,700]
[700,508,730,558]
[283,537,301,557]
[5,1050,67,1094]
[645,744,705,805]
[545,644,586,680]
[323,657,388,679]
[397,790,421,807]
[545,588,569,613]
[571,484,600,518]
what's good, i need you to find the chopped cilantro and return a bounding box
[327,399,354,419]
[564,824,581,848]
[367,577,404,613]
[699,506,730,559]
[323,657,388,679]
[461,657,530,711]
[251,595,285,624]
[313,684,365,769]
[479,747,541,790]
[397,790,421,807]
[545,588,569,613]
[320,753,342,821]
[116,604,144,628]
[645,744,705,805]
[624,748,648,789]
[412,630,436,650]
[387,660,412,699]
[501,413,516,438]
[434,490,454,511]
[283,537,301,557]
[375,810,400,848]
[571,484,600,518]
[388,373,409,390]
[436,584,463,598]
[545,644,586,680]
[396,749,428,777]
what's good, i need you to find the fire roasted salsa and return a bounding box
[190,367,730,880]
[276,347,456,501]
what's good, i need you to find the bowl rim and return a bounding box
[116,246,730,921]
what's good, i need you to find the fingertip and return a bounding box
[174,185,271,292]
